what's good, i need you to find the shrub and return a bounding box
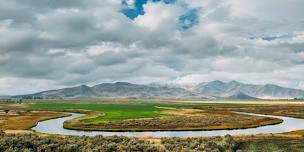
[0,133,241,152]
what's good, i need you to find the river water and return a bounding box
[32,112,304,137]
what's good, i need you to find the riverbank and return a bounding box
[32,111,304,137]
[28,102,283,132]
[0,111,69,130]
[62,109,282,132]
[2,101,304,136]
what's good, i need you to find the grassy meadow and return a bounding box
[27,101,262,122]
[29,102,171,122]
[24,100,283,131]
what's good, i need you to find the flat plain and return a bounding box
[1,99,304,152]
[25,100,301,131]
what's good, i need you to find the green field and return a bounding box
[29,102,168,122]
[28,101,259,122]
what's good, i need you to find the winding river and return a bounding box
[32,112,304,137]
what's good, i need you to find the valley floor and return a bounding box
[28,101,283,131]
[1,99,304,151]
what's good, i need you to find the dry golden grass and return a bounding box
[229,104,304,119]
[0,104,26,110]
[160,108,208,116]
[0,111,68,130]
[285,130,304,136]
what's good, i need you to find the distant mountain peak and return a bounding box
[12,80,304,99]
[0,95,11,99]
[79,85,89,88]
[194,80,304,99]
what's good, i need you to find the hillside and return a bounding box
[15,82,195,99]
[14,81,304,99]
[194,80,304,99]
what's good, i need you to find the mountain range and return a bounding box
[0,95,11,99]
[13,81,304,100]
[194,80,304,99]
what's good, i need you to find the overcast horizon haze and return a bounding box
[1,0,304,95]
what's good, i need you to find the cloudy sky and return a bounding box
[0,0,304,95]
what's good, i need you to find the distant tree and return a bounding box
[4,110,9,114]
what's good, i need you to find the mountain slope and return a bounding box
[194,81,304,99]
[0,95,11,99]
[91,82,193,98]
[225,91,258,100]
[15,82,194,99]
[17,85,98,99]
[13,81,304,99]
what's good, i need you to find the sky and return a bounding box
[0,0,304,95]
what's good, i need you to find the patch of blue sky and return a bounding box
[121,0,199,30]
[121,0,176,19]
[262,36,282,41]
[179,8,199,30]
[155,0,176,4]
[249,34,290,41]
[121,0,147,19]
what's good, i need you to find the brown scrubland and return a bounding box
[229,104,304,119]
[0,132,239,152]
